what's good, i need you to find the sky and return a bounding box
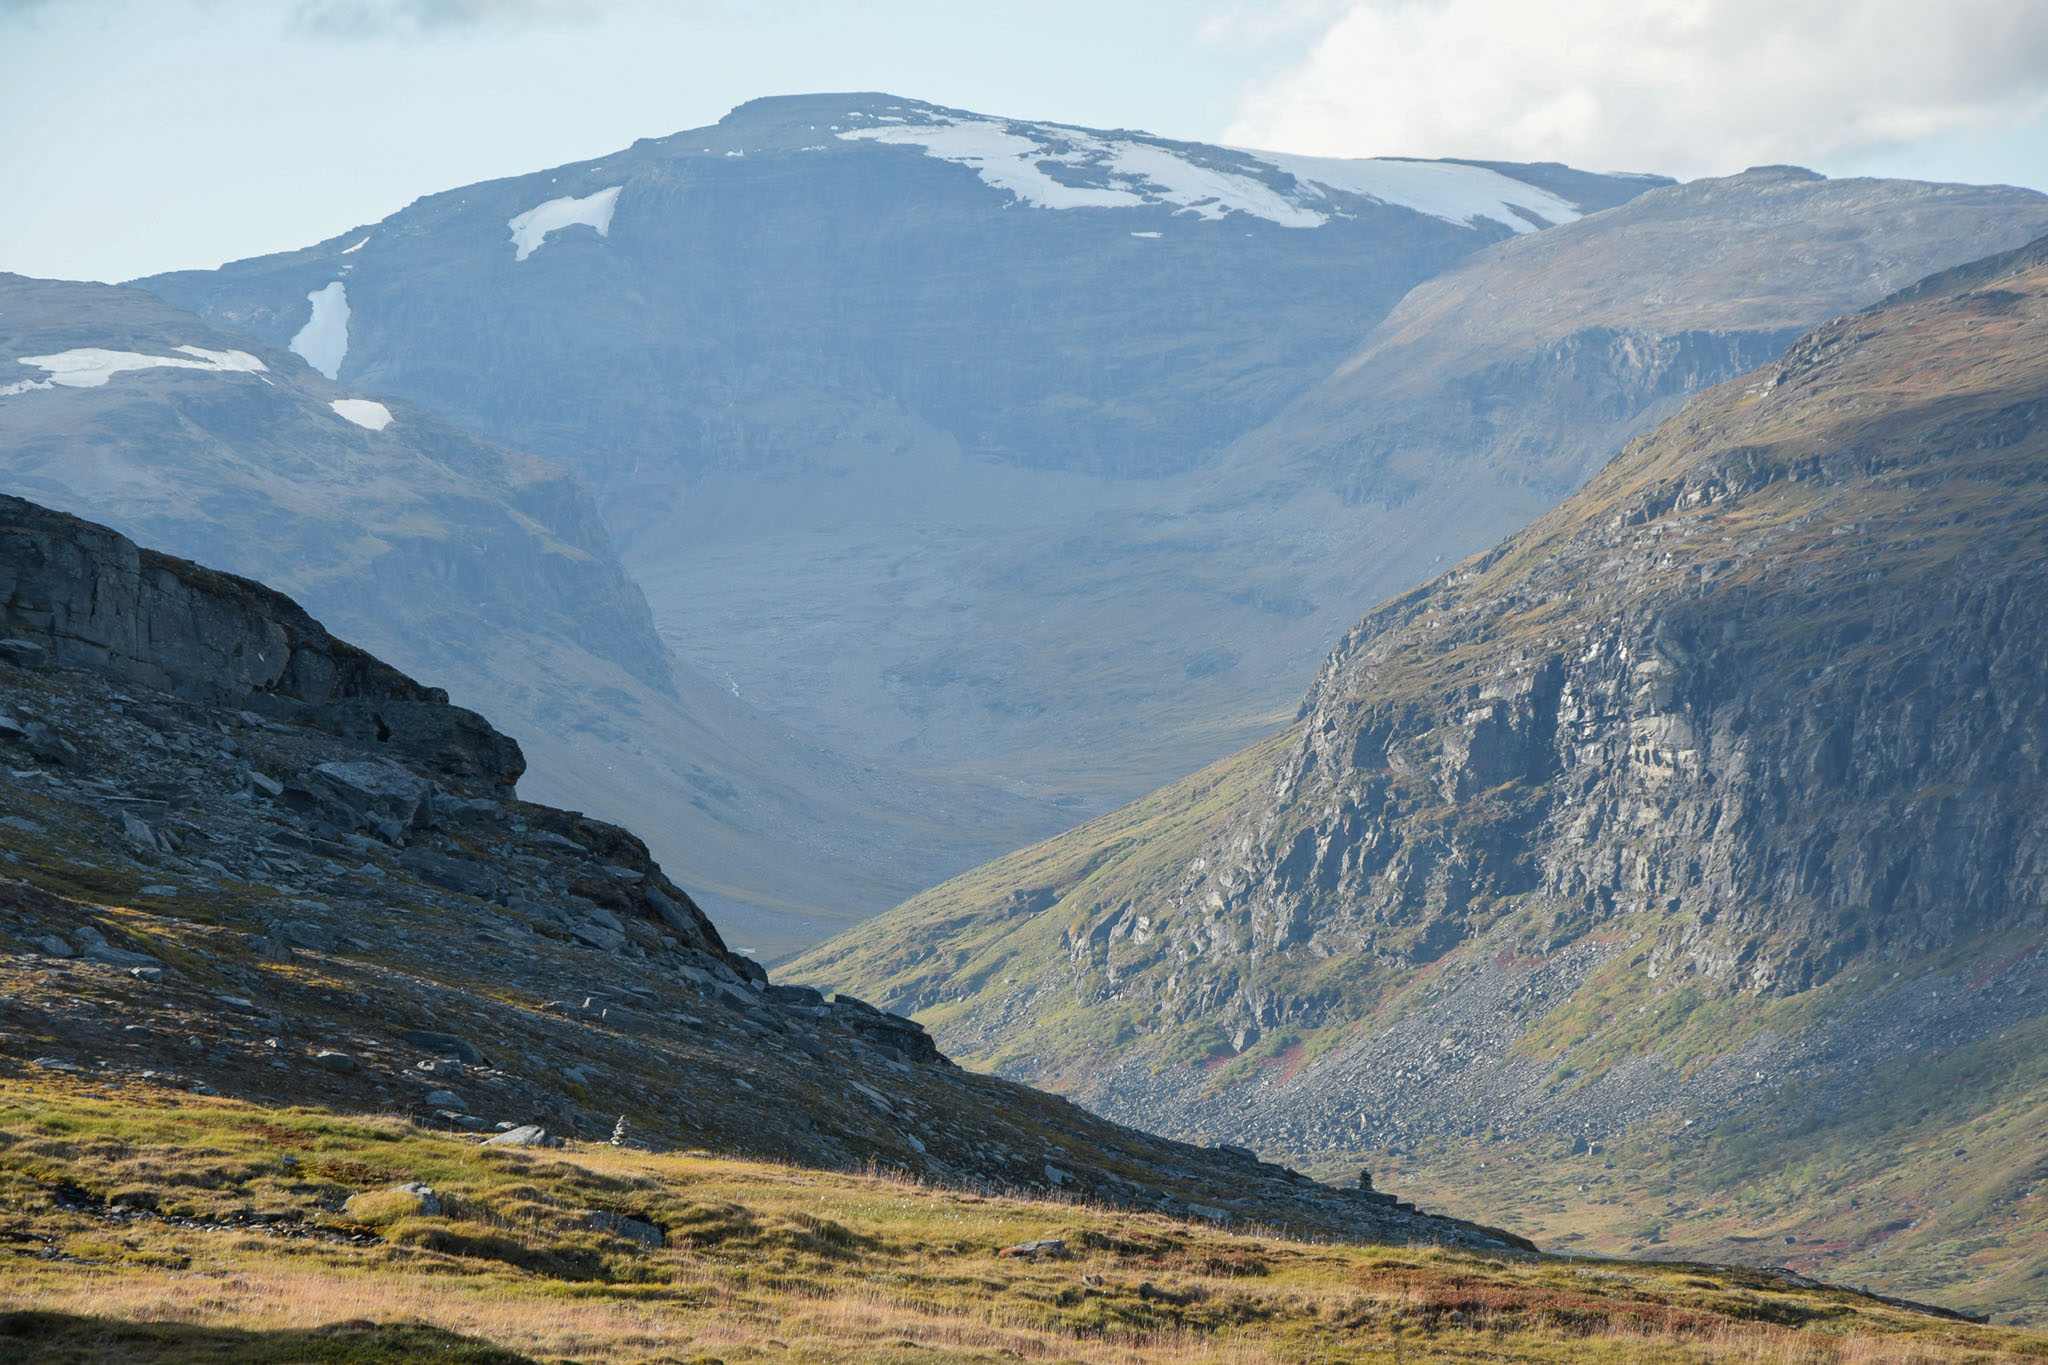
[4,0,2047,283]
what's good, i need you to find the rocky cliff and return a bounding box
[793,235,2048,1316]
[0,493,1529,1251]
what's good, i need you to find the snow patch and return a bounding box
[836,111,1583,233]
[507,185,622,261]
[330,398,393,431]
[290,282,349,380]
[2,345,266,396]
[1130,231,1162,238]
[1245,151,1581,234]
[339,235,369,254]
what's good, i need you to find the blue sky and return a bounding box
[4,0,2046,283]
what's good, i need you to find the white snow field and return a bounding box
[329,398,394,431]
[836,109,1581,233]
[290,282,350,380]
[507,185,623,261]
[2,345,266,396]
[1246,150,1581,235]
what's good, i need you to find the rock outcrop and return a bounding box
[0,493,1524,1251]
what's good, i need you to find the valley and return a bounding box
[3,41,2047,1360]
[792,232,2048,1319]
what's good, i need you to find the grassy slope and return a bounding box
[788,729,1296,1080]
[3,1077,2044,1365]
[789,248,2048,1319]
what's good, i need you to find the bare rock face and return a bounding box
[1181,244,2048,1009]
[0,493,520,793]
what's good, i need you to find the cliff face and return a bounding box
[1186,246,2048,1010]
[792,236,2048,1314]
[0,493,521,792]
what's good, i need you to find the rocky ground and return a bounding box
[0,492,1526,1254]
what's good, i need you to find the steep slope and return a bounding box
[793,235,2048,1317]
[1149,168,2048,740]
[0,492,1528,1252]
[0,275,1066,956]
[136,92,1669,807]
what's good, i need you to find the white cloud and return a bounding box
[292,0,657,37]
[1222,0,2048,179]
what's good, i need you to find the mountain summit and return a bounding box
[132,95,1671,817]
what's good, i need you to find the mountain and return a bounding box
[0,489,1530,1252]
[791,234,2048,1319]
[1181,164,2048,600]
[0,274,1067,956]
[134,93,1673,811]
[133,101,2048,837]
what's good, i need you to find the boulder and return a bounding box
[400,1029,489,1065]
[0,639,48,669]
[306,760,436,834]
[312,1050,361,1074]
[997,1239,1067,1260]
[483,1124,560,1148]
[584,1209,664,1248]
[345,1182,439,1221]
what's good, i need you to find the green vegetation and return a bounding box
[4,1076,2045,1363]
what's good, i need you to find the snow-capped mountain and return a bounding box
[133,96,2048,909]
[136,94,1665,827]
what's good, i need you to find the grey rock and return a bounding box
[484,1124,561,1148]
[118,809,157,851]
[422,1089,467,1110]
[0,638,49,670]
[22,721,77,766]
[32,934,74,958]
[583,1209,664,1248]
[400,1029,489,1065]
[997,1238,1067,1260]
[312,1050,361,1074]
[397,845,497,898]
[346,1182,439,1218]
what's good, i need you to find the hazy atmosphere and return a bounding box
[6,3,2048,1361]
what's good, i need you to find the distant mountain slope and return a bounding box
[1156,167,2048,736]
[0,275,1066,957]
[134,93,1670,810]
[792,235,2048,1318]
[135,106,2048,832]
